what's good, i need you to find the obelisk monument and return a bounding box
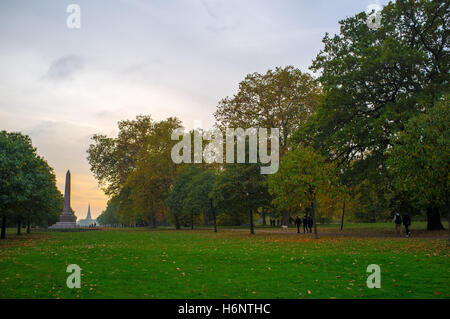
[49,170,78,229]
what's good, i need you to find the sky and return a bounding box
[0,0,390,219]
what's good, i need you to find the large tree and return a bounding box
[87,115,156,196]
[268,146,337,239]
[214,66,320,226]
[0,131,62,239]
[24,157,63,232]
[88,116,184,227]
[212,162,269,235]
[387,97,449,232]
[126,118,182,227]
[214,65,320,152]
[167,166,202,230]
[185,169,218,232]
[296,0,448,229]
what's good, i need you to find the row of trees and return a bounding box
[0,131,63,239]
[92,0,448,235]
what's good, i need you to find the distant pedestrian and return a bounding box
[295,216,302,234]
[393,212,402,236]
[302,215,308,233]
[307,215,313,233]
[403,213,411,238]
[277,219,280,227]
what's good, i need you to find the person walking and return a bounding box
[403,213,411,238]
[307,215,313,233]
[302,215,308,233]
[295,216,302,234]
[393,212,402,236]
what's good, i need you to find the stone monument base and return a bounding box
[49,211,78,229]
[49,222,79,229]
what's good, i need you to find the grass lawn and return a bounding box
[0,223,448,299]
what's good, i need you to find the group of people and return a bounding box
[271,212,412,237]
[393,212,411,237]
[269,215,314,233]
[295,215,313,234]
[269,219,280,227]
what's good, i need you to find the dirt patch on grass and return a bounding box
[0,233,51,248]
[227,227,448,240]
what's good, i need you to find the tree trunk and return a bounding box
[340,200,345,231]
[249,211,254,235]
[174,215,180,230]
[447,203,449,244]
[161,212,167,227]
[447,195,449,244]
[311,199,318,239]
[203,212,208,226]
[426,206,444,230]
[210,200,217,233]
[191,212,194,230]
[1,215,6,239]
[281,210,289,226]
[150,217,157,228]
[262,211,266,226]
[17,219,21,235]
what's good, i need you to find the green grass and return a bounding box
[0,224,448,299]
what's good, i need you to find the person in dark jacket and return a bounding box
[393,212,402,236]
[307,215,313,233]
[295,216,302,233]
[302,215,308,233]
[403,213,411,237]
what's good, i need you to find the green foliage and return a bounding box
[125,118,182,226]
[214,65,320,151]
[212,162,270,233]
[291,0,449,226]
[89,117,183,226]
[96,198,121,226]
[87,115,157,196]
[184,170,217,219]
[268,147,338,223]
[0,131,63,237]
[167,166,203,228]
[297,0,448,174]
[387,97,449,210]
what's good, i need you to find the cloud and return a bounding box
[44,55,84,81]
[200,0,240,33]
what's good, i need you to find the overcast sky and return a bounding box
[0,0,390,219]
